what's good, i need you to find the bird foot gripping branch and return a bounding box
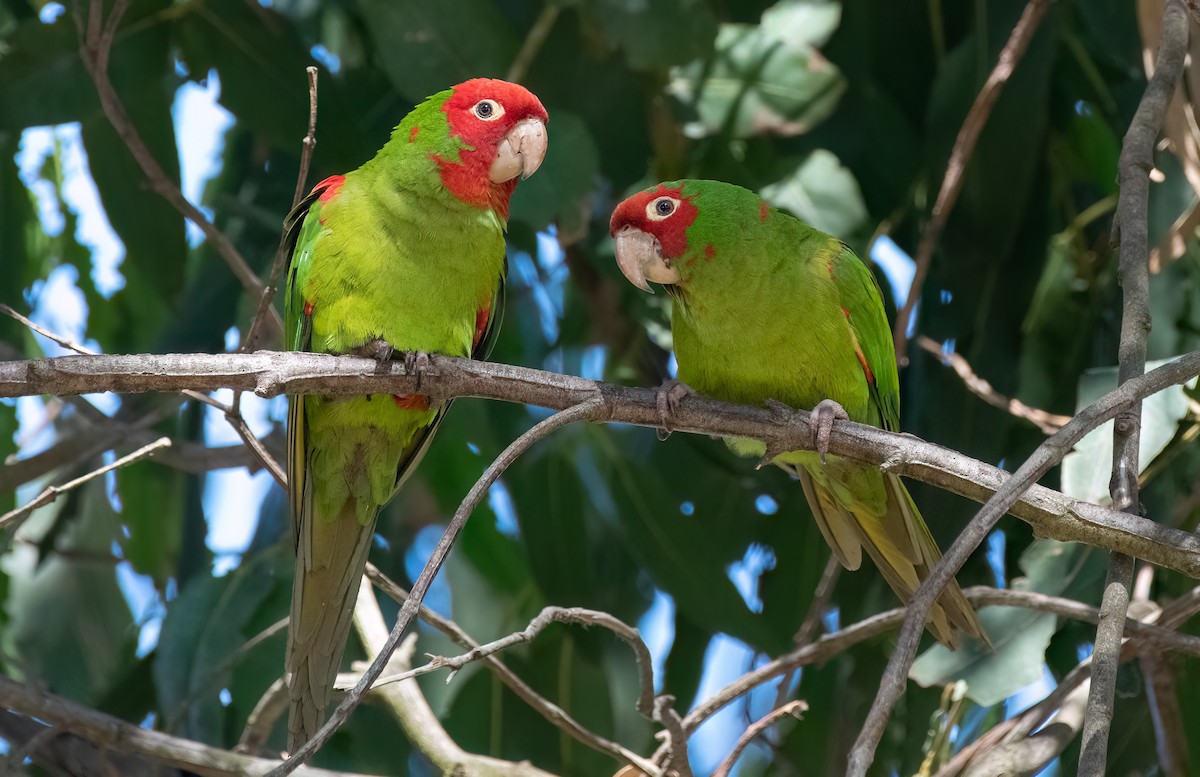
[654,378,695,441]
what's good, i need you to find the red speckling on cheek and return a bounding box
[758,200,770,221]
[840,306,851,318]
[409,126,419,143]
[704,243,716,262]
[608,184,699,259]
[433,79,548,219]
[303,300,314,317]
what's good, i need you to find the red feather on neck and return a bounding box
[433,79,548,219]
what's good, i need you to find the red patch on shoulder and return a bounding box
[608,183,700,259]
[853,343,875,385]
[685,258,696,267]
[433,79,548,220]
[472,302,491,350]
[303,300,314,317]
[313,174,346,204]
[392,394,431,411]
[409,126,420,143]
[704,243,716,262]
[758,200,770,221]
[840,306,850,318]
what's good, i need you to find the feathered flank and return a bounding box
[282,78,542,748]
[611,179,987,648]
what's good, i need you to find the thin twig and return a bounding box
[5,351,1200,577]
[1080,2,1189,773]
[651,695,692,777]
[363,566,656,772]
[0,437,171,531]
[236,678,289,756]
[711,700,807,777]
[915,335,1072,433]
[374,606,655,717]
[72,0,282,339]
[856,359,1194,777]
[682,585,1200,738]
[349,579,559,777]
[893,0,1052,362]
[506,3,561,83]
[243,66,320,352]
[3,303,286,488]
[267,399,606,775]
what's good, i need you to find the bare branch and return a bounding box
[1080,2,1190,772]
[0,676,372,777]
[685,585,1200,738]
[268,399,606,775]
[915,335,1071,434]
[375,606,656,719]
[893,0,1052,362]
[72,0,282,339]
[0,437,171,531]
[847,348,1200,775]
[236,678,289,757]
[651,695,692,777]
[348,579,559,777]
[711,700,807,777]
[364,565,656,772]
[4,351,1199,576]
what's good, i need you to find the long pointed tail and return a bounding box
[286,499,377,750]
[798,464,987,648]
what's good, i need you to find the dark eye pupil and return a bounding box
[657,200,673,215]
[476,102,493,118]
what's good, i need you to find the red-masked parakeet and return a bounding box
[282,78,548,747]
[609,179,985,647]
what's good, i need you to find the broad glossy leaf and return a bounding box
[1061,357,1197,505]
[154,548,286,743]
[761,149,868,237]
[4,480,135,705]
[668,1,845,138]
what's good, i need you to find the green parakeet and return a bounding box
[282,78,548,747]
[609,179,985,647]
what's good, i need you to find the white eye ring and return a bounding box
[473,99,505,121]
[645,196,678,221]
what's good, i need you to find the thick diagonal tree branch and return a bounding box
[1081,2,1189,773]
[3,351,1200,576]
[847,345,1200,775]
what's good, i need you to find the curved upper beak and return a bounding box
[614,227,680,294]
[490,117,548,183]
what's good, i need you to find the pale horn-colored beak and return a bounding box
[614,227,680,294]
[489,117,548,183]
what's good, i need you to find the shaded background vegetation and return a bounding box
[1,0,1199,774]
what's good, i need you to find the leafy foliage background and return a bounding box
[1,0,1199,774]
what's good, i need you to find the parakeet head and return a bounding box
[417,78,549,215]
[608,179,767,293]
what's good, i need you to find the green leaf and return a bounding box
[668,0,846,139]
[0,15,97,130]
[760,149,868,236]
[1061,357,1197,505]
[358,0,518,103]
[911,539,1104,705]
[154,548,286,743]
[587,0,717,71]
[3,480,136,705]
